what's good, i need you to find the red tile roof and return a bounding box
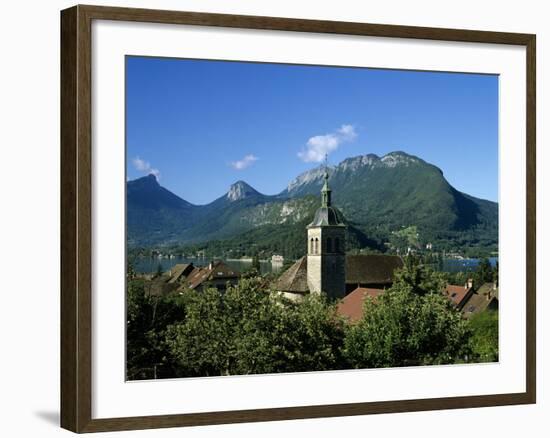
[461,283,499,318]
[444,284,473,309]
[184,261,240,290]
[337,287,385,322]
[167,263,194,284]
[185,267,209,289]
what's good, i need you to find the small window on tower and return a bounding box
[327,237,332,253]
[314,238,319,254]
[310,238,314,254]
[335,238,340,253]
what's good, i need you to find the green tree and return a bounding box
[126,260,136,280]
[442,271,468,287]
[474,257,493,286]
[165,278,345,377]
[343,263,471,368]
[251,254,261,273]
[493,261,499,286]
[343,288,471,368]
[242,255,262,278]
[126,278,188,380]
[277,294,346,372]
[393,255,446,296]
[154,263,163,279]
[437,252,444,271]
[468,310,498,362]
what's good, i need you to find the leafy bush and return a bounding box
[468,310,498,362]
[343,288,471,368]
[126,279,188,379]
[343,261,471,368]
[164,278,345,377]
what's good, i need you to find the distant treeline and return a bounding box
[128,221,497,263]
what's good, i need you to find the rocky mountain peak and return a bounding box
[227,180,259,201]
[131,173,159,186]
[286,165,332,193]
[380,151,420,168]
[339,154,379,172]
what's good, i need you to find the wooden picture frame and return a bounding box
[60,4,536,433]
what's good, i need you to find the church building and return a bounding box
[274,168,403,301]
[306,169,347,299]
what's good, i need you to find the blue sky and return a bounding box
[126,56,498,204]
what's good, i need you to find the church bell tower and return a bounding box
[306,164,347,300]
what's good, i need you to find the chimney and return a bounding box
[208,261,213,270]
[467,278,473,289]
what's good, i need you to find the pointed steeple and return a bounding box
[308,154,345,228]
[321,154,332,207]
[306,154,347,300]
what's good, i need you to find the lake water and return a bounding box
[441,257,498,273]
[132,255,498,275]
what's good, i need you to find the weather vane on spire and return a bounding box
[324,153,329,179]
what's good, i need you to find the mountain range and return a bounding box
[127,151,498,253]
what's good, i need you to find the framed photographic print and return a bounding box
[60,4,536,433]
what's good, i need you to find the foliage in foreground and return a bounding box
[126,278,188,379]
[468,310,499,362]
[343,288,471,368]
[127,261,497,379]
[165,278,345,377]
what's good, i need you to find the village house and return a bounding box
[183,260,240,292]
[167,263,195,284]
[145,260,240,296]
[460,282,499,318]
[443,278,475,311]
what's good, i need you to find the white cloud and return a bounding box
[298,124,357,163]
[338,124,357,140]
[230,154,258,170]
[132,156,160,179]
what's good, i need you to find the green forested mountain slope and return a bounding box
[127,152,498,252]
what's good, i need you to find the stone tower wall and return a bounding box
[307,226,346,299]
[307,227,322,293]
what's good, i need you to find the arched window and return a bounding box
[334,237,340,253]
[326,237,332,253]
[314,238,319,254]
[310,238,314,254]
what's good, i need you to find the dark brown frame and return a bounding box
[61,4,536,433]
